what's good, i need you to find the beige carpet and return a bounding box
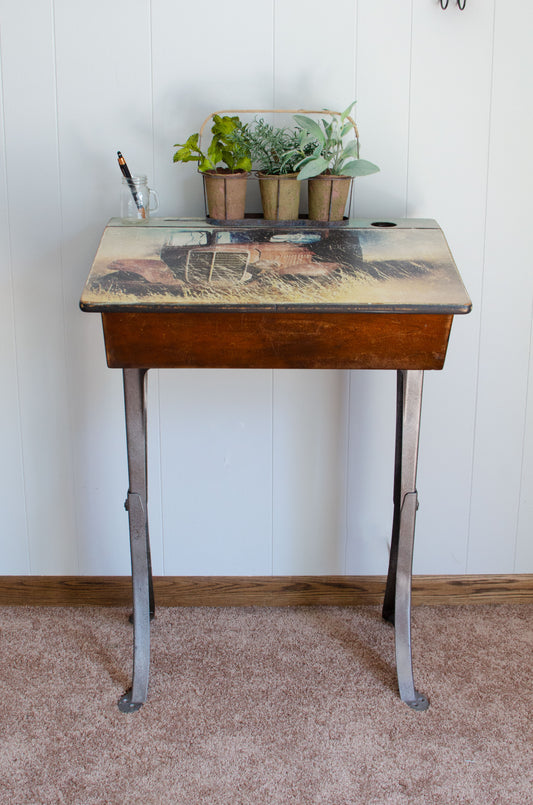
[0,604,531,804]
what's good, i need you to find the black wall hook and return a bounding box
[440,0,466,8]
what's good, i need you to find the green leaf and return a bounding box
[207,141,222,165]
[297,156,329,180]
[235,155,252,172]
[342,140,359,158]
[341,159,380,177]
[340,101,356,122]
[293,115,326,146]
[297,133,321,154]
[220,146,235,169]
[212,115,238,139]
[173,132,205,166]
[198,156,213,172]
[173,146,192,161]
[341,122,353,138]
[294,155,316,170]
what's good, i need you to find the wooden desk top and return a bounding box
[80,218,471,316]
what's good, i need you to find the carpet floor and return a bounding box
[0,604,531,804]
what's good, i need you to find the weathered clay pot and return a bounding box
[307,173,352,221]
[203,169,249,220]
[258,172,301,220]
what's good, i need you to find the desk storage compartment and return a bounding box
[101,310,453,370]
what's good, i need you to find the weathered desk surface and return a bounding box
[81,217,471,713]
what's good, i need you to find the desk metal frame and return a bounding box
[118,364,427,713]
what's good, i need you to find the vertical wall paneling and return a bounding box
[516,310,533,570]
[158,370,273,575]
[53,0,156,573]
[146,371,164,575]
[345,0,413,576]
[271,0,356,574]
[406,0,494,573]
[353,0,413,221]
[273,0,356,111]
[467,0,533,572]
[0,0,531,577]
[1,1,77,573]
[345,371,396,575]
[151,0,275,575]
[151,0,275,219]
[272,371,349,575]
[0,26,29,572]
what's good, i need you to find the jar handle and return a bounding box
[148,188,159,213]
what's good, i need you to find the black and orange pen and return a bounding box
[117,151,146,219]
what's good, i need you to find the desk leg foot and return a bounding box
[118,689,144,713]
[395,490,429,711]
[404,692,429,712]
[122,491,151,712]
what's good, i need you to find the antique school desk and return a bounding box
[80,217,471,713]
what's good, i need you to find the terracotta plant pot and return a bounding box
[307,174,352,221]
[203,169,249,220]
[258,173,301,220]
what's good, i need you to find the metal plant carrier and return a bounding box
[197,108,360,221]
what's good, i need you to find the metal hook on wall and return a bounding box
[440,0,466,8]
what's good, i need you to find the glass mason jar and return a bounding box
[120,175,159,219]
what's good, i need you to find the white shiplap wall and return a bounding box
[0,0,531,576]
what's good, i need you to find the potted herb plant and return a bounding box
[292,103,380,221]
[245,118,316,220]
[173,114,252,220]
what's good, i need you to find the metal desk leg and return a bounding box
[382,370,429,711]
[118,368,154,713]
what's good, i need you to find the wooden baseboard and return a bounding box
[0,574,532,607]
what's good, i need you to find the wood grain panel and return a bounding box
[102,311,453,370]
[1,575,531,607]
